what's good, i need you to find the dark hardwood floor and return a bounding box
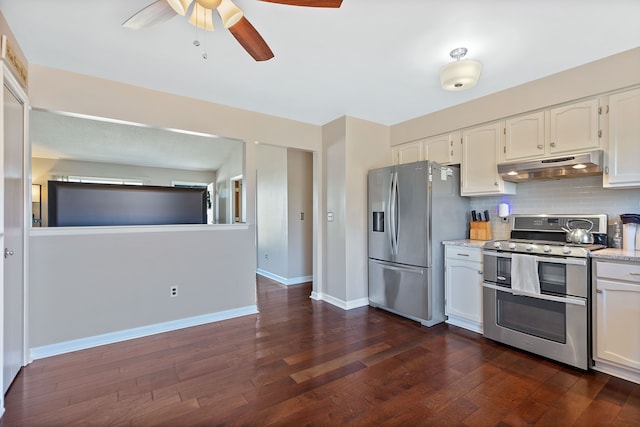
[2,276,639,426]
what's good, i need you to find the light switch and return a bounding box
[327,212,334,222]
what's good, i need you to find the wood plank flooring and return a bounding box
[2,275,639,426]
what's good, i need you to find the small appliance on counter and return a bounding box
[620,214,640,251]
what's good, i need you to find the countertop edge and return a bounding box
[590,248,640,262]
[442,239,487,248]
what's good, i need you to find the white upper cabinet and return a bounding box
[548,98,600,154]
[423,132,461,165]
[391,140,423,165]
[603,88,640,188]
[392,132,462,166]
[462,121,516,196]
[503,111,546,161]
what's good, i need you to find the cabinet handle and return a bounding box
[494,182,499,186]
[550,142,556,148]
[537,144,543,149]
[630,273,640,276]
[457,253,469,257]
[477,270,482,275]
[596,289,603,293]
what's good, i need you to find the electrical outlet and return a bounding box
[264,253,269,260]
[170,286,178,297]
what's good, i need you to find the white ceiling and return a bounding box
[30,109,241,171]
[1,0,639,128]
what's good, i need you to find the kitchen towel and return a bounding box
[511,253,541,295]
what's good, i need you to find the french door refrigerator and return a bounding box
[368,161,469,326]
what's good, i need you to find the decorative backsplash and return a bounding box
[469,176,640,241]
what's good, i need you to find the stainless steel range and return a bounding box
[482,214,607,370]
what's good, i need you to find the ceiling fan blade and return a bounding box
[122,0,178,29]
[228,16,274,61]
[259,0,343,7]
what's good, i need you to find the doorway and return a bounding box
[255,146,313,286]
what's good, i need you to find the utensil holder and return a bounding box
[470,221,493,240]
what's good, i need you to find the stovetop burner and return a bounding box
[483,214,608,258]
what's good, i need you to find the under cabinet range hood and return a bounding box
[498,150,604,182]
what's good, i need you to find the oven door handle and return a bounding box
[483,251,587,266]
[482,282,586,307]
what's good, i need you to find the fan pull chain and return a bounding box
[191,12,207,60]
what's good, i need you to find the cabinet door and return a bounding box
[548,99,599,154]
[595,278,640,370]
[504,111,546,161]
[603,88,640,187]
[393,141,423,165]
[445,258,483,324]
[424,132,461,165]
[462,122,516,196]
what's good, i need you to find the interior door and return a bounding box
[3,81,25,393]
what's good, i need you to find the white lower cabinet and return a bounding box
[444,245,483,333]
[592,260,640,383]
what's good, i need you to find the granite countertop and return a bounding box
[442,239,488,248]
[590,248,640,262]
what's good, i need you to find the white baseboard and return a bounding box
[257,269,312,286]
[312,292,369,310]
[592,360,640,384]
[445,316,483,335]
[30,305,258,360]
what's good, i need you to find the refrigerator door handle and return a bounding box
[370,259,424,274]
[389,171,398,255]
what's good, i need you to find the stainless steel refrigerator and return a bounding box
[368,161,469,326]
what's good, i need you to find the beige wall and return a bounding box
[25,64,326,353]
[287,149,313,280]
[321,116,390,307]
[391,47,640,145]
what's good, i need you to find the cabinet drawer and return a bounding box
[595,261,640,283]
[446,246,482,263]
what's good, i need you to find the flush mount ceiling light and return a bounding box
[123,0,343,62]
[440,47,482,91]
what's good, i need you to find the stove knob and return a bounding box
[543,245,552,253]
[508,243,517,250]
[493,241,501,248]
[562,246,572,254]
[525,244,534,251]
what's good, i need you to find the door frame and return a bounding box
[230,174,243,223]
[1,61,31,379]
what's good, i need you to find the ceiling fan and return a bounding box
[122,0,343,61]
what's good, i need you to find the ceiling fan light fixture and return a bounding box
[195,0,222,8]
[167,0,193,16]
[440,47,482,91]
[188,2,215,30]
[217,0,244,28]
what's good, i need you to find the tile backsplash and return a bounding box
[469,176,640,241]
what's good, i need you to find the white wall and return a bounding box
[32,157,217,227]
[287,149,313,280]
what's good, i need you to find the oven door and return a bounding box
[483,254,590,370]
